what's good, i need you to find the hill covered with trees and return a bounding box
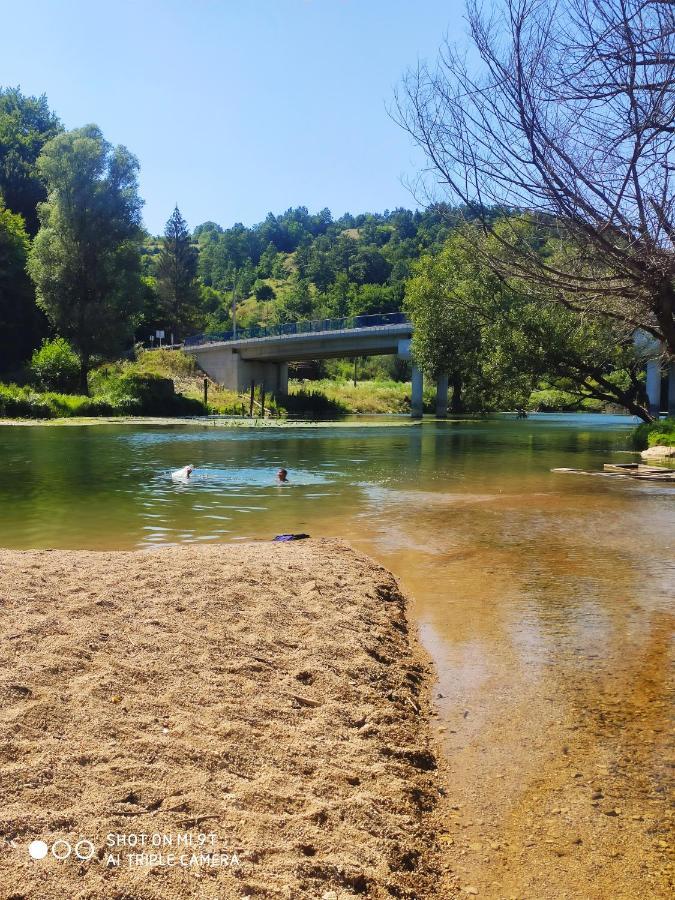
[139,204,468,343]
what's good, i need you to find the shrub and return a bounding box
[94,371,206,416]
[632,418,675,450]
[281,388,347,418]
[30,338,80,392]
[0,383,116,418]
[0,384,54,418]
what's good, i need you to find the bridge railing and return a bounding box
[183,311,410,348]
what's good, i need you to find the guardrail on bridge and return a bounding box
[183,311,410,348]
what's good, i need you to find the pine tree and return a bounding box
[155,205,199,339]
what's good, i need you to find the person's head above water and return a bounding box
[277,468,288,482]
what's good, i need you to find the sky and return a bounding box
[1,0,466,234]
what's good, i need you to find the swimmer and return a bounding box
[276,468,289,483]
[172,464,194,481]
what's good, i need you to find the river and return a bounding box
[0,413,672,898]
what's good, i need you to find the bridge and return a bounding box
[183,312,449,416]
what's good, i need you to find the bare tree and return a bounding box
[395,0,675,356]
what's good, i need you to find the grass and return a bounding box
[289,379,416,414]
[0,384,114,419]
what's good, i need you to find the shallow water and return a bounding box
[1,413,673,896]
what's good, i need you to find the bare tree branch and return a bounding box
[394,0,675,356]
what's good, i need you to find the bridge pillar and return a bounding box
[190,346,288,396]
[277,362,288,395]
[646,358,662,416]
[435,374,449,418]
[411,366,424,417]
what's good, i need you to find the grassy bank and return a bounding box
[632,417,675,449]
[287,378,443,414]
[2,348,641,421]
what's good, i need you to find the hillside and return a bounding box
[138,205,482,342]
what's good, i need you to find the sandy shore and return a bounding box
[0,541,443,899]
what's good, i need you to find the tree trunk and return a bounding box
[450,372,464,413]
[79,355,90,396]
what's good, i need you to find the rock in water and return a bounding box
[641,445,675,459]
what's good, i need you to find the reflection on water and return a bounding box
[0,414,672,895]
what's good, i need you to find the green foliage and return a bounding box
[0,203,46,373]
[27,125,144,388]
[290,379,416,414]
[254,281,275,301]
[92,370,205,415]
[154,205,200,338]
[0,86,62,235]
[181,205,459,333]
[134,347,198,378]
[632,418,675,450]
[30,337,80,391]
[0,383,114,418]
[405,220,653,419]
[281,387,348,418]
[528,386,603,413]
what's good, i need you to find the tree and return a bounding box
[406,224,653,419]
[155,205,199,339]
[278,277,313,322]
[27,125,144,391]
[396,0,675,356]
[0,86,62,235]
[254,281,275,302]
[0,204,46,373]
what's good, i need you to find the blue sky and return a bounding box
[2,0,465,234]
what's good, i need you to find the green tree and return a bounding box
[27,125,144,391]
[0,204,46,373]
[278,277,313,322]
[0,87,62,235]
[406,223,652,418]
[405,233,487,411]
[155,205,200,339]
[254,281,275,302]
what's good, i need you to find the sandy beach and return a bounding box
[0,541,443,899]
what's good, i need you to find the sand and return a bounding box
[0,541,443,900]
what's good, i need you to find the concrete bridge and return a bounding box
[183,312,449,416]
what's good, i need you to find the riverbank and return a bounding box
[0,414,423,428]
[0,541,444,899]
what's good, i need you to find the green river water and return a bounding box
[1,413,673,896]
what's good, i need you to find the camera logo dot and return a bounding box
[28,840,48,860]
[28,838,96,861]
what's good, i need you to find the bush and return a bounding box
[0,383,115,419]
[30,338,80,392]
[281,388,347,418]
[632,418,675,450]
[0,384,54,418]
[94,371,206,416]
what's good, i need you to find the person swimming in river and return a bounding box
[171,464,194,481]
[276,468,289,483]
